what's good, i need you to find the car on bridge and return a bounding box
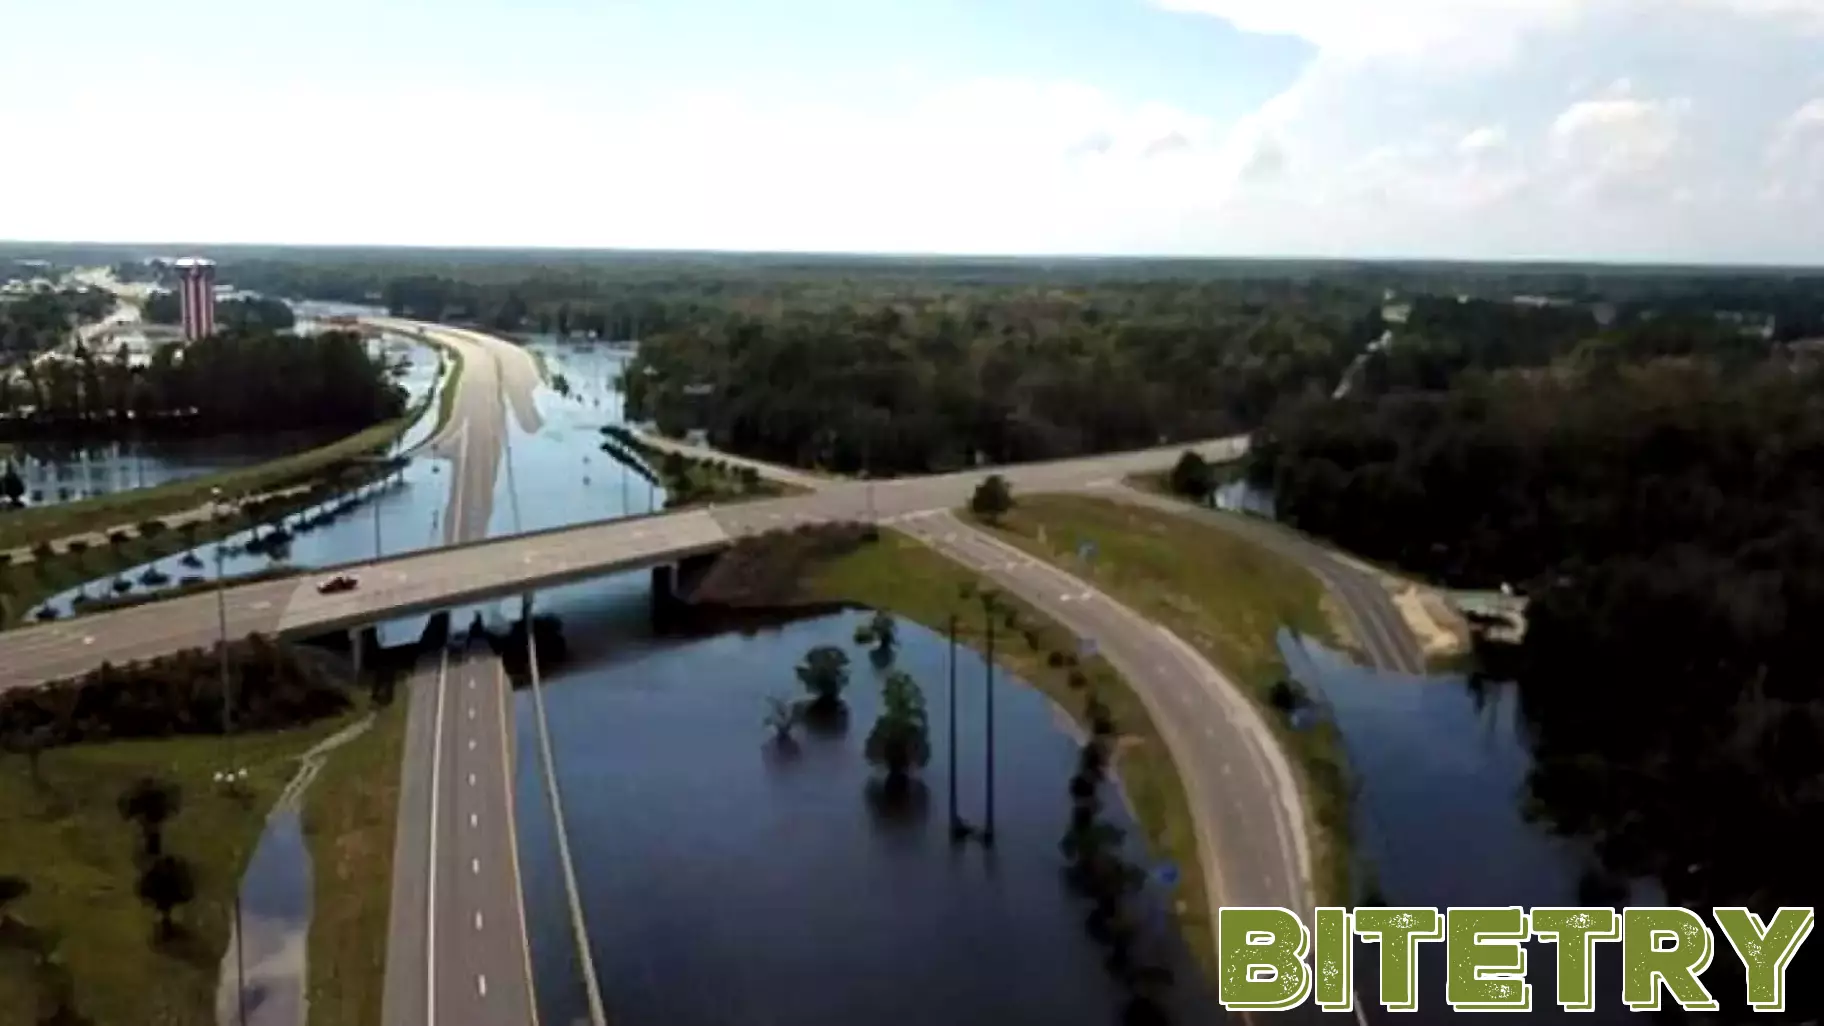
[316,573,360,595]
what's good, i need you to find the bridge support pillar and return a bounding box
[350,628,363,679]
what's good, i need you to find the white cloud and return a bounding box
[1458,126,1509,155]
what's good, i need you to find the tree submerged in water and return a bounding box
[852,610,898,666]
[795,645,850,713]
[865,670,931,798]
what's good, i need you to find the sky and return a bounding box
[2,0,1822,262]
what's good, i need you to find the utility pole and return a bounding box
[983,602,997,847]
[947,614,959,838]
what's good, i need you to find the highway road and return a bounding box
[0,438,1248,690]
[383,651,537,1026]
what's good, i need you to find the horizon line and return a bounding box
[4,239,1824,273]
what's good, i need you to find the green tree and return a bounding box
[795,645,851,711]
[852,610,898,664]
[0,460,23,507]
[0,875,28,923]
[136,854,196,941]
[1167,450,1215,502]
[970,474,1014,523]
[864,670,931,795]
[117,777,182,857]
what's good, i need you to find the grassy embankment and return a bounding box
[972,494,1354,907]
[731,527,1220,978]
[0,712,369,1026]
[0,342,462,628]
[299,698,409,1026]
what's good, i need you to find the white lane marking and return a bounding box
[474,911,484,930]
[251,601,271,611]
[471,857,480,875]
[469,812,478,828]
[477,974,488,997]
[468,772,476,786]
[468,739,477,751]
[468,706,476,720]
[468,679,475,690]
[1222,763,1233,777]
[82,636,94,645]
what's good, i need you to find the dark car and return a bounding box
[316,574,359,595]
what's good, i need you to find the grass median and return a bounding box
[798,529,1219,978]
[0,714,364,1026]
[301,697,408,1026]
[974,493,1355,907]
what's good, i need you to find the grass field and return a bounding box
[800,530,1219,977]
[975,493,1355,906]
[0,714,364,1026]
[301,698,408,1026]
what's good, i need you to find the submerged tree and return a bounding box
[795,645,851,712]
[865,670,931,796]
[852,610,899,665]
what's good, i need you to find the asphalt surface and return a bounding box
[0,439,1248,690]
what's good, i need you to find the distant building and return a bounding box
[174,257,216,341]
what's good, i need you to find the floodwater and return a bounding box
[24,336,628,624]
[509,598,1219,1026]
[1283,632,1685,1022]
[3,336,440,510]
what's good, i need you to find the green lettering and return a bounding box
[1218,907,1312,1011]
[1314,907,1355,1011]
[1621,907,1718,1012]
[1355,907,1444,1012]
[1445,906,1532,1011]
[1714,907,1815,1012]
[1532,907,1620,1012]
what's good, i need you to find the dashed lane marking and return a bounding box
[471,858,480,875]
[474,911,484,930]
[469,812,478,828]
[478,975,488,997]
[467,772,476,786]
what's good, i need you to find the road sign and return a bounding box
[1156,863,1180,888]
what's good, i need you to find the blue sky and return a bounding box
[3,0,1822,261]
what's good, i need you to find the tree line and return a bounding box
[143,291,297,332]
[1249,350,1824,1017]
[0,329,405,438]
[0,633,354,753]
[622,287,1378,475]
[0,288,112,367]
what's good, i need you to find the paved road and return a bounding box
[0,439,1246,690]
[1105,484,1425,674]
[382,651,537,1026]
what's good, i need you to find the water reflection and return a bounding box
[1280,631,1654,1022]
[512,599,1217,1026]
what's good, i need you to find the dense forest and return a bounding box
[0,288,112,366]
[1252,351,1824,1016]
[622,286,1379,474]
[0,329,404,437]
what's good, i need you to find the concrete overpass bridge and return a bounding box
[0,434,1248,689]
